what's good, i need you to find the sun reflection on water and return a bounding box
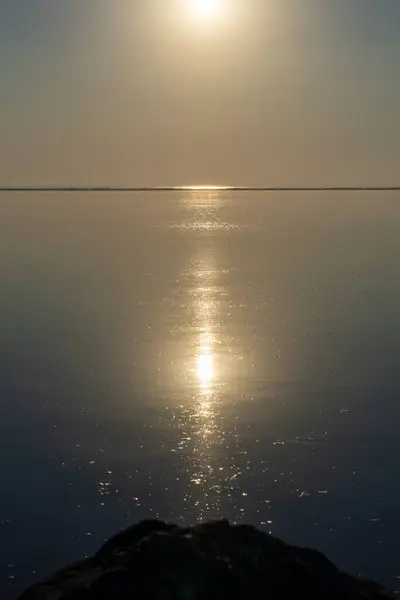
[171,190,242,521]
[179,192,222,517]
[197,329,215,390]
[197,353,214,387]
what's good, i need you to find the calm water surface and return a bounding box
[1,192,400,597]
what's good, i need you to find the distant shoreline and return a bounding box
[1,186,400,192]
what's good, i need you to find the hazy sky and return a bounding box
[0,0,399,186]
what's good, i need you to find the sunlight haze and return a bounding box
[0,0,399,186]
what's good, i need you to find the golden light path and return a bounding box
[168,190,243,521]
[169,190,223,519]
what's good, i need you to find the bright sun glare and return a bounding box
[197,354,214,386]
[192,0,221,18]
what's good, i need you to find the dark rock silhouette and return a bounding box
[19,520,392,600]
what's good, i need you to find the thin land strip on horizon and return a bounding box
[1,186,400,192]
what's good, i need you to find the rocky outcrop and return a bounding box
[19,520,391,600]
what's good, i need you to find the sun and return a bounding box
[192,0,221,18]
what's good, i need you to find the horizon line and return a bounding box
[1,185,400,193]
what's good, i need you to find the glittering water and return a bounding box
[1,191,400,597]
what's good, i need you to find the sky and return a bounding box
[0,0,399,187]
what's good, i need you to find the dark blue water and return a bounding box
[1,191,400,597]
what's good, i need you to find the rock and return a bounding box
[18,520,392,600]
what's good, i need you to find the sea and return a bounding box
[0,190,399,597]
